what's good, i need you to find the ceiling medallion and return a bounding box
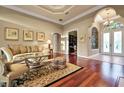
[95,7,117,23]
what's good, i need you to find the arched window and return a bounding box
[91,27,98,49]
[104,21,124,31]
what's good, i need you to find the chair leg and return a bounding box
[6,79,11,87]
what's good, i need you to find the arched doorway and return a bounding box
[94,7,124,56]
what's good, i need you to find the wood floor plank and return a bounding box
[49,54,124,87]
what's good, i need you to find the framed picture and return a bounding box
[23,30,33,41]
[5,27,19,40]
[37,32,45,41]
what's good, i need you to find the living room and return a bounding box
[0,4,124,88]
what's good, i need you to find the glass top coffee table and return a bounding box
[25,54,50,69]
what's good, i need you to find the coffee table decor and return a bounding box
[11,62,82,87]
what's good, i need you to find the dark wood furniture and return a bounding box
[49,49,53,59]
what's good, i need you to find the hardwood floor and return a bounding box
[49,54,124,87]
[89,54,124,65]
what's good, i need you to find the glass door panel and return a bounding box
[102,29,124,56]
[113,31,122,54]
[103,33,110,53]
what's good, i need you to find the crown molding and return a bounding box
[2,5,63,25]
[35,5,74,14]
[2,5,106,26]
[62,5,106,25]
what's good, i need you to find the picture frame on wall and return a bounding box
[23,30,33,41]
[5,27,19,40]
[37,32,45,41]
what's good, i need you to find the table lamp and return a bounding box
[47,39,51,49]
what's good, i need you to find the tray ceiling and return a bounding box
[38,5,73,14]
[2,5,106,25]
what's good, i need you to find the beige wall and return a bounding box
[0,6,111,57]
[88,22,100,56]
[63,16,95,57]
[0,6,63,47]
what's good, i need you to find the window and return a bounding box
[104,21,124,31]
[91,27,98,49]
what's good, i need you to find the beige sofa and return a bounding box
[0,45,50,62]
[0,45,50,86]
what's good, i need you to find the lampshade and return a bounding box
[47,39,51,44]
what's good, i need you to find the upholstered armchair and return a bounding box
[0,45,51,87]
[0,60,28,87]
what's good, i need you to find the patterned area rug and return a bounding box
[13,63,82,87]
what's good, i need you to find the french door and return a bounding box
[102,29,124,56]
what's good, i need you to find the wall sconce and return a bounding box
[80,34,86,42]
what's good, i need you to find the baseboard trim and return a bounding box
[77,55,89,58]
[88,53,100,58]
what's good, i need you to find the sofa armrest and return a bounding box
[5,63,28,80]
[0,47,13,62]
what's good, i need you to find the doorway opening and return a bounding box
[93,7,124,57]
[52,33,61,53]
[102,28,124,56]
[68,31,77,55]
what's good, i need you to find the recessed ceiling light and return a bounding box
[106,8,110,11]
[59,19,63,21]
[65,11,69,15]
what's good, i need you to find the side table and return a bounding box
[49,49,53,59]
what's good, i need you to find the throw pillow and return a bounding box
[34,46,39,52]
[38,45,44,52]
[26,46,31,53]
[8,45,21,55]
[31,46,39,52]
[20,45,27,53]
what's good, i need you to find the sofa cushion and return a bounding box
[8,63,28,72]
[20,45,27,53]
[26,46,31,53]
[0,47,13,62]
[13,53,35,62]
[38,45,44,52]
[42,49,49,55]
[6,63,28,80]
[34,46,39,52]
[8,45,20,55]
[31,46,39,52]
